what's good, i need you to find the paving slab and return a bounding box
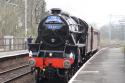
[70,47,125,83]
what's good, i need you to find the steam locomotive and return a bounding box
[28,8,100,83]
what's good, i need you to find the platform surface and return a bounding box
[0,50,28,58]
[70,47,125,83]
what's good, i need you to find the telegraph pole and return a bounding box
[109,15,112,44]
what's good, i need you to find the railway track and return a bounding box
[0,64,31,83]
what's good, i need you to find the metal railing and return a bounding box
[0,38,35,52]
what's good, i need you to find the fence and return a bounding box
[0,38,35,52]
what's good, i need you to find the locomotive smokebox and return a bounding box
[36,12,69,47]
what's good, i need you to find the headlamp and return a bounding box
[49,53,53,57]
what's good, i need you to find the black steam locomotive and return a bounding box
[28,8,100,83]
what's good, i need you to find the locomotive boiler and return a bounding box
[28,8,100,83]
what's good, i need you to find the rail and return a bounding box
[0,64,31,83]
[0,52,31,83]
[0,64,29,74]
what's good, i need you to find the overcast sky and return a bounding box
[46,0,125,29]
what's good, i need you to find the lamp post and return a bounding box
[25,0,27,38]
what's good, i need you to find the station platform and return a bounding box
[0,50,29,58]
[69,47,125,83]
